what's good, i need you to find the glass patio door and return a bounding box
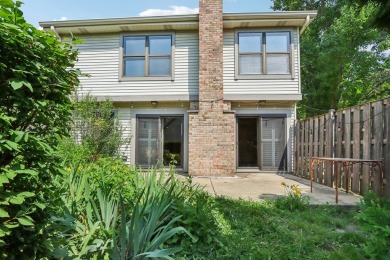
[137,118,159,166]
[260,117,287,170]
[136,116,183,167]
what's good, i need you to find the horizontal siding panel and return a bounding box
[223,29,300,97]
[75,32,199,99]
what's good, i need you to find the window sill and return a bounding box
[119,76,174,82]
[235,74,294,80]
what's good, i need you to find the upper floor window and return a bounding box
[236,31,293,79]
[120,34,174,80]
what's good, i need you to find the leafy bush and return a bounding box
[0,1,79,257]
[85,157,137,200]
[274,182,310,211]
[72,94,129,158]
[355,191,390,259]
[58,138,137,200]
[167,176,223,255]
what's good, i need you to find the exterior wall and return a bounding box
[117,108,132,162]
[188,0,235,176]
[74,32,199,100]
[223,28,300,97]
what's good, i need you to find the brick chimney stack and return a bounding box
[188,0,235,176]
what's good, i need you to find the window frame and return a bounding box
[235,28,295,80]
[119,32,175,81]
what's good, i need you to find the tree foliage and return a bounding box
[357,0,390,31]
[0,0,80,257]
[272,0,390,118]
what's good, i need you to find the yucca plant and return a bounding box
[53,161,120,259]
[112,170,192,259]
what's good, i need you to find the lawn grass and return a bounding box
[178,197,366,259]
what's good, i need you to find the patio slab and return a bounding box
[189,173,361,206]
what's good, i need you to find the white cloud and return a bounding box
[53,16,68,21]
[139,5,199,16]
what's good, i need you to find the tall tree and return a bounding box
[273,0,390,118]
[357,0,390,31]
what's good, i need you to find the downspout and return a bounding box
[299,15,310,36]
[50,26,61,40]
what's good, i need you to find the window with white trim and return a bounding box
[236,31,292,78]
[121,34,173,80]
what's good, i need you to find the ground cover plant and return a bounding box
[355,191,390,259]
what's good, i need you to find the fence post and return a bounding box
[384,98,390,198]
[373,101,383,195]
[325,109,335,187]
[295,120,300,176]
[362,103,372,194]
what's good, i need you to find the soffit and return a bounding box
[39,11,317,36]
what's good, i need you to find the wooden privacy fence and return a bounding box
[294,98,390,197]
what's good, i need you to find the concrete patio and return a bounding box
[189,173,362,205]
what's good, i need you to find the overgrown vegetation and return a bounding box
[72,94,129,159]
[355,191,390,258]
[2,0,390,259]
[0,0,79,257]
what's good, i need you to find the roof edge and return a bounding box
[39,11,317,29]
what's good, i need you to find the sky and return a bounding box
[20,0,274,28]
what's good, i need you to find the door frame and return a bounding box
[236,116,260,169]
[135,114,184,168]
[236,114,287,171]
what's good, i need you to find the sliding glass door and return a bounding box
[136,116,183,167]
[237,115,287,170]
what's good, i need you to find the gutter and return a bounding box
[40,11,317,30]
[299,15,311,35]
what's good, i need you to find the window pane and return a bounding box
[137,118,159,165]
[124,36,145,55]
[150,36,172,55]
[266,32,289,52]
[149,57,171,76]
[163,117,183,167]
[239,33,262,53]
[239,54,262,74]
[124,57,145,76]
[266,54,290,74]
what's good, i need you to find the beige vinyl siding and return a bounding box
[223,29,300,96]
[74,32,199,100]
[117,108,132,164]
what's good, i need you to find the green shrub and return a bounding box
[57,137,92,164]
[86,157,137,200]
[72,94,129,158]
[0,1,79,257]
[355,191,390,259]
[167,176,222,255]
[274,182,310,211]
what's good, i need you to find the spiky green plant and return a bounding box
[112,170,191,259]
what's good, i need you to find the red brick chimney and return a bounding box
[188,0,235,176]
